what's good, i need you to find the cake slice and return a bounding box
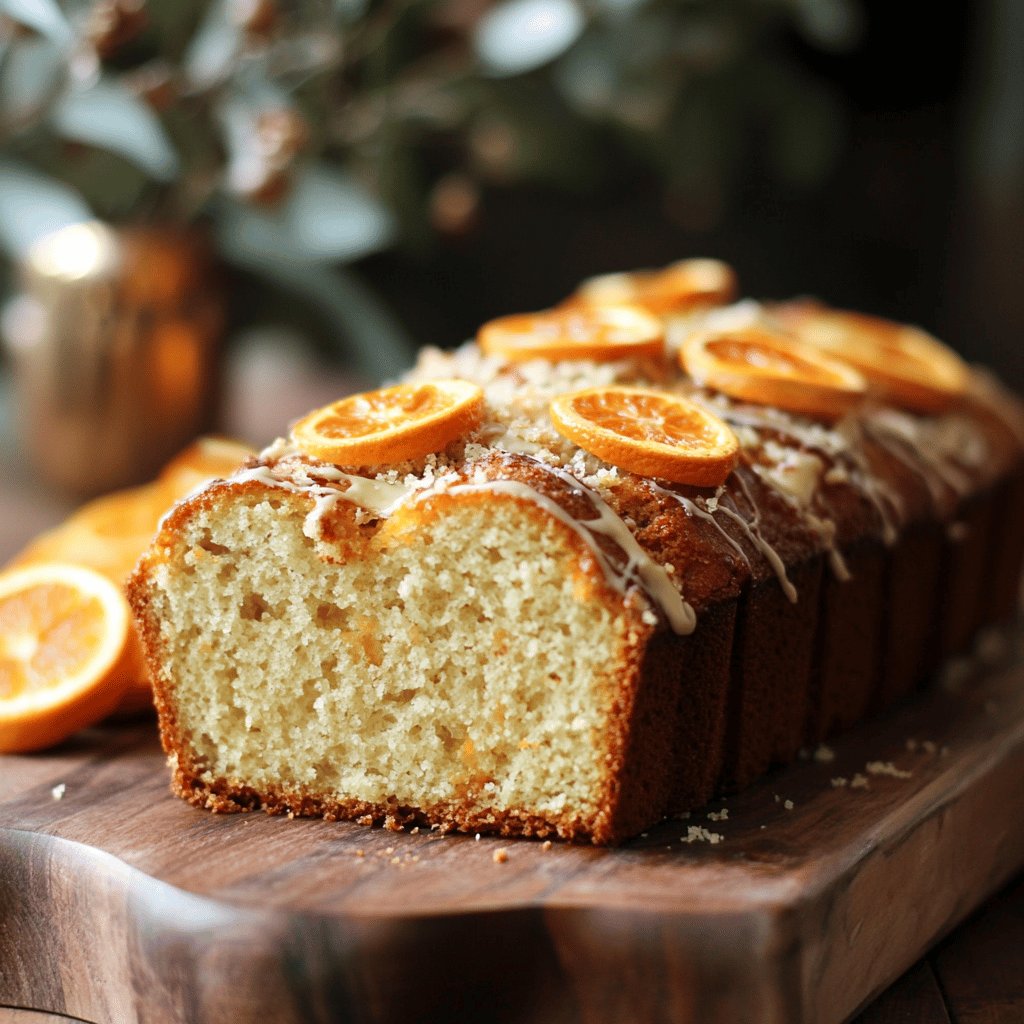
[134,452,694,842]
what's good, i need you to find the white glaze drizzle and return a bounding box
[718,403,903,545]
[865,410,978,510]
[539,463,696,635]
[649,483,751,566]
[228,464,414,539]
[729,471,800,601]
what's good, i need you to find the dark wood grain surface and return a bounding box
[2,646,1023,1024]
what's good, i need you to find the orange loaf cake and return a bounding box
[129,262,1024,844]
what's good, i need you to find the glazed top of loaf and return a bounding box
[223,299,1024,635]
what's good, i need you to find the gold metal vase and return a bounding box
[3,221,223,497]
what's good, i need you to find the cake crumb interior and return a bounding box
[149,491,633,825]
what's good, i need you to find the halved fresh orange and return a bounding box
[777,303,969,414]
[569,259,738,315]
[7,437,254,718]
[550,386,740,486]
[291,379,486,466]
[478,305,665,363]
[680,327,867,421]
[0,563,134,752]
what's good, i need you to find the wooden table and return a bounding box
[2,351,1023,1024]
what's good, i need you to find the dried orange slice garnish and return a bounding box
[680,327,867,421]
[0,563,134,752]
[569,259,738,315]
[291,379,485,466]
[777,304,969,414]
[478,305,664,363]
[550,386,740,486]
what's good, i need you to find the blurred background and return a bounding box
[0,0,1022,512]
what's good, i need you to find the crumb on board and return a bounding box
[850,773,870,789]
[493,848,509,864]
[682,825,723,845]
[707,808,729,822]
[783,799,794,811]
[831,777,848,788]
[410,826,420,835]
[51,783,66,801]
[866,760,913,779]
[354,849,365,858]
[813,744,835,763]
[542,840,552,851]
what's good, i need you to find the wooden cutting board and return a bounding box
[2,641,1024,1024]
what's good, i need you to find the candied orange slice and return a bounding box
[570,259,738,315]
[550,386,740,486]
[0,563,134,752]
[778,304,969,414]
[680,327,867,421]
[291,379,485,466]
[478,305,664,363]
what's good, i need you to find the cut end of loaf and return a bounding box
[131,481,656,843]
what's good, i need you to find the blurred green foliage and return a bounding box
[0,0,863,260]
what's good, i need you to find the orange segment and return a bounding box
[0,563,133,752]
[550,386,740,486]
[291,379,486,466]
[570,259,738,315]
[777,303,969,414]
[478,305,665,363]
[680,327,867,421]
